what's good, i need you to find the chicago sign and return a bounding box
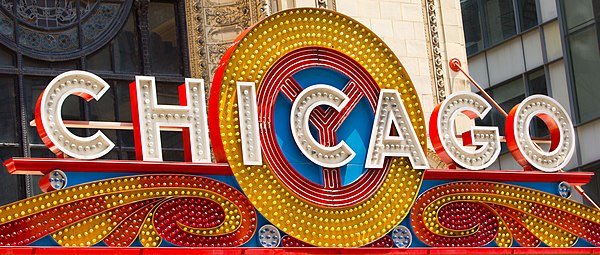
[0,7,599,253]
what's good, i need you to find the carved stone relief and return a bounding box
[185,0,268,85]
[314,0,336,10]
[423,0,447,103]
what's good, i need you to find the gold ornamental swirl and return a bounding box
[0,175,257,247]
[411,181,600,247]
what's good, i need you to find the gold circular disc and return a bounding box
[212,8,426,247]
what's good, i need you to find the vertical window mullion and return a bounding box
[481,0,491,47]
[514,0,522,34]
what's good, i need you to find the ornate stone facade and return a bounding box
[423,0,446,102]
[421,0,470,104]
[185,0,268,83]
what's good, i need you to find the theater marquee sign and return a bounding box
[1,8,600,253]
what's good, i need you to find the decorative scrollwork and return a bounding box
[205,5,250,27]
[411,181,600,247]
[424,0,446,102]
[6,0,98,30]
[0,175,257,247]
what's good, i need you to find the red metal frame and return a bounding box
[423,168,593,186]
[3,158,232,175]
[3,158,592,186]
[1,247,600,254]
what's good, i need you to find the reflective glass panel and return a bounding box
[485,0,517,46]
[569,26,600,123]
[148,2,182,75]
[462,0,484,55]
[517,0,538,31]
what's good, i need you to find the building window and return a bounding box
[485,0,517,46]
[462,0,484,55]
[0,0,134,61]
[518,0,538,31]
[563,0,598,32]
[462,0,540,56]
[0,1,189,204]
[561,0,600,124]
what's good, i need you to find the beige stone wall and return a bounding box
[336,0,435,123]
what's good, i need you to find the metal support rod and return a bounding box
[449,58,508,117]
[448,58,599,210]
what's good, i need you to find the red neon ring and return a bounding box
[257,47,389,208]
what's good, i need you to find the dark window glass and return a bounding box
[87,44,112,71]
[563,0,597,31]
[61,95,83,121]
[0,147,23,205]
[148,1,182,75]
[102,150,120,160]
[0,76,18,143]
[462,0,484,55]
[517,0,538,31]
[23,76,52,145]
[118,130,135,148]
[156,82,184,105]
[114,80,133,122]
[527,69,547,95]
[485,0,517,46]
[23,56,79,70]
[162,149,185,162]
[161,131,183,149]
[114,12,141,73]
[87,13,140,73]
[123,150,137,160]
[0,45,15,67]
[568,26,600,123]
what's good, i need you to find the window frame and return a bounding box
[462,0,542,56]
[0,0,190,201]
[559,0,600,125]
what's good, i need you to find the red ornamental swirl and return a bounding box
[411,181,600,248]
[152,197,246,247]
[0,175,257,247]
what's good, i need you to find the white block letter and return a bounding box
[237,82,262,165]
[429,92,500,170]
[130,76,210,162]
[505,95,575,172]
[290,85,356,168]
[35,70,115,159]
[365,89,429,169]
